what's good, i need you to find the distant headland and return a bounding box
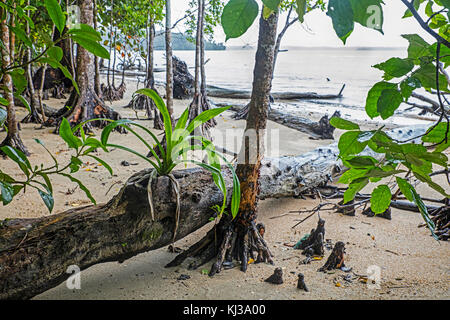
[154,32,226,51]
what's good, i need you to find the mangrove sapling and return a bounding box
[0,118,114,212]
[100,88,241,245]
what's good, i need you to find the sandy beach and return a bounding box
[1,77,449,300]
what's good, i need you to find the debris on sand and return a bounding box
[265,267,284,284]
[318,241,346,272]
[297,273,309,292]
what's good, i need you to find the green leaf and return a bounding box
[38,188,54,213]
[366,168,406,178]
[10,25,32,47]
[329,116,360,130]
[344,177,369,203]
[221,0,259,41]
[88,155,113,176]
[16,95,31,113]
[370,184,391,214]
[402,34,430,60]
[71,36,110,59]
[339,168,370,184]
[422,122,449,143]
[0,146,31,177]
[365,81,397,118]
[44,0,66,34]
[377,89,403,120]
[414,63,449,91]
[327,0,354,44]
[349,0,384,33]
[345,156,378,168]
[296,0,307,23]
[338,131,369,157]
[0,181,14,205]
[400,76,422,99]
[67,24,102,41]
[262,0,281,11]
[413,172,450,198]
[186,106,230,136]
[69,156,83,173]
[373,58,414,80]
[410,187,438,240]
[59,118,82,149]
[396,177,414,202]
[47,46,63,62]
[40,172,53,193]
[9,69,27,95]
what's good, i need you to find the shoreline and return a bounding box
[1,76,448,300]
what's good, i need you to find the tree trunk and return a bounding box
[44,0,124,133]
[168,10,281,276]
[93,0,101,97]
[229,11,279,272]
[187,0,213,140]
[22,0,42,124]
[0,12,29,155]
[165,0,174,123]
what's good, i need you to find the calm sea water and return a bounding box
[150,47,433,126]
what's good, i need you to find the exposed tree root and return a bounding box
[166,213,274,276]
[43,87,126,133]
[123,88,164,130]
[101,83,126,102]
[429,205,449,241]
[296,216,325,257]
[265,267,283,284]
[0,133,30,156]
[318,241,346,272]
[20,92,43,125]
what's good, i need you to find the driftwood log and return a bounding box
[0,141,345,300]
[0,125,430,299]
[215,102,339,140]
[207,84,345,100]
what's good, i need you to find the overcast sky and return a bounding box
[170,0,434,47]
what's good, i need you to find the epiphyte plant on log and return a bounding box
[328,0,450,240]
[100,88,241,242]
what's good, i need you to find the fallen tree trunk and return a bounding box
[216,101,339,139]
[207,84,345,100]
[0,125,428,299]
[0,145,343,300]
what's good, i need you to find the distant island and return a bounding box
[154,32,226,51]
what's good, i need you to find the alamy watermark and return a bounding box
[66,264,81,290]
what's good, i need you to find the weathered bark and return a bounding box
[0,13,29,156]
[44,0,124,133]
[0,168,232,300]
